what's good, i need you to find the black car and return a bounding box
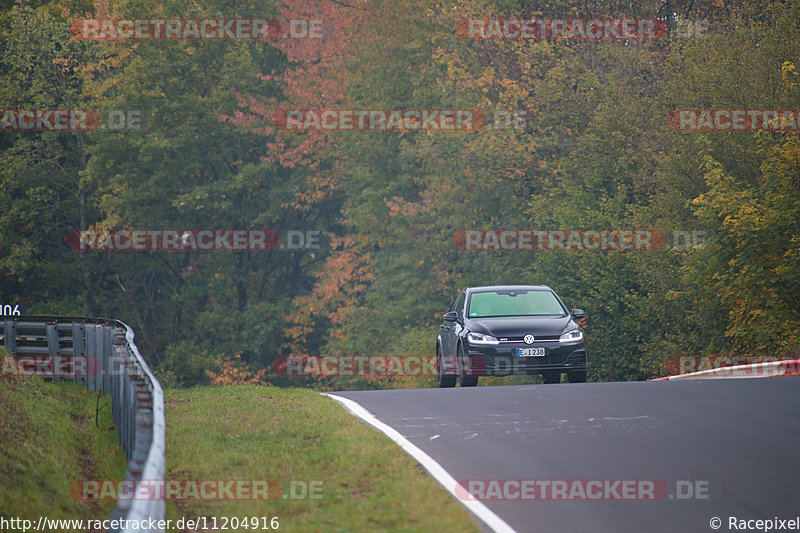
[435,285,587,387]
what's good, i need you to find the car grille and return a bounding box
[497,335,560,343]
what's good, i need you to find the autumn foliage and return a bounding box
[0,0,798,388]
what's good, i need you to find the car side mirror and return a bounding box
[443,311,459,322]
[572,309,586,320]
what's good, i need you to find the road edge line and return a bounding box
[323,393,516,533]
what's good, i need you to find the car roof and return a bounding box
[465,285,552,293]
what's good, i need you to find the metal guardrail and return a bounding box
[1,317,165,532]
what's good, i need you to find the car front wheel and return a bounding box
[457,343,478,387]
[436,347,456,388]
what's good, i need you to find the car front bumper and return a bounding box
[464,341,587,376]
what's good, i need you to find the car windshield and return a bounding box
[467,290,566,318]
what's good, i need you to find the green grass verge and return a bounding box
[0,376,128,521]
[165,385,480,532]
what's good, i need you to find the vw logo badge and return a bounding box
[523,335,535,344]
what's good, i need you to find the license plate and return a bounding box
[516,347,545,357]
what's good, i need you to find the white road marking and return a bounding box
[324,393,517,533]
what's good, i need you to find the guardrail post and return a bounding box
[72,323,86,386]
[103,326,114,393]
[86,326,97,391]
[46,323,61,384]
[4,321,16,351]
[94,324,106,391]
[112,331,126,454]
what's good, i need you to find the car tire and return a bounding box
[541,370,561,384]
[457,343,478,387]
[436,347,456,388]
[567,370,587,383]
[460,376,478,387]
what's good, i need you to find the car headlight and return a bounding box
[467,332,499,345]
[559,328,583,345]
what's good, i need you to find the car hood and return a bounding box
[466,316,574,338]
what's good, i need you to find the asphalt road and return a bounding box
[333,378,800,533]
